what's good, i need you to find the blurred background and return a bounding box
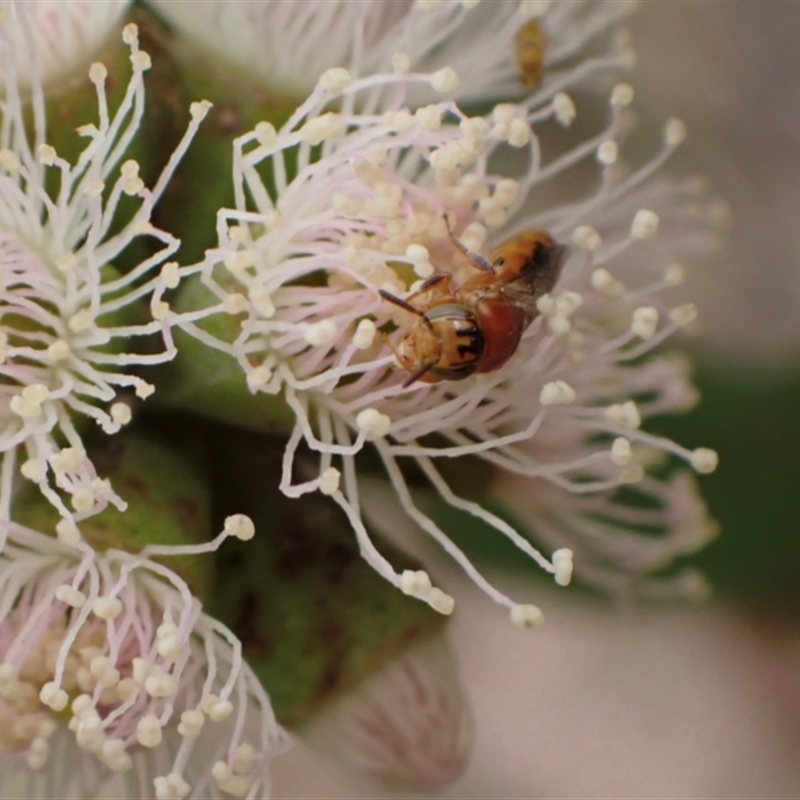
[271,2,800,796]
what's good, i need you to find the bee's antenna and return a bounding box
[378,289,424,317]
[402,361,435,387]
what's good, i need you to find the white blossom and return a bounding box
[147,0,635,106]
[177,66,720,619]
[301,635,472,792]
[0,12,209,530]
[0,0,130,89]
[0,518,287,799]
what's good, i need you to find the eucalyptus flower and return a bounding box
[148,0,636,106]
[301,636,471,792]
[0,0,130,89]
[174,63,719,623]
[0,515,286,799]
[0,12,208,531]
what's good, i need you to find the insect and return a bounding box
[515,19,546,89]
[380,221,566,386]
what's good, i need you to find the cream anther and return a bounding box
[135,380,156,399]
[0,148,19,172]
[553,92,576,126]
[552,548,573,586]
[319,67,352,96]
[92,596,123,621]
[415,105,442,131]
[597,140,618,165]
[611,83,634,107]
[37,144,57,165]
[591,268,624,299]
[47,339,70,361]
[224,250,257,275]
[493,103,517,124]
[631,306,659,339]
[190,100,212,123]
[10,384,49,418]
[51,447,85,474]
[556,292,583,317]
[604,401,641,429]
[610,437,632,466]
[247,365,273,388]
[539,381,576,406]
[460,116,489,139]
[151,300,169,321]
[664,263,686,287]
[71,487,95,513]
[68,308,94,333]
[212,762,250,798]
[400,569,433,597]
[156,623,182,662]
[691,448,718,474]
[510,604,544,628]
[670,303,698,326]
[232,743,256,775]
[319,467,341,495]
[353,319,377,350]
[178,709,205,739]
[154,773,191,800]
[55,584,87,608]
[356,408,391,437]
[131,50,152,71]
[631,209,659,240]
[426,587,455,615]
[222,293,248,315]
[56,519,80,545]
[548,315,571,337]
[224,514,256,541]
[206,698,234,722]
[122,22,138,45]
[382,108,414,131]
[493,178,519,208]
[665,118,687,146]
[21,459,45,481]
[508,118,531,147]
[110,402,132,426]
[88,62,107,84]
[249,285,276,318]
[573,225,602,251]
[430,66,459,93]
[39,682,68,712]
[535,294,556,318]
[89,655,120,687]
[299,112,344,145]
[304,319,337,346]
[255,121,277,147]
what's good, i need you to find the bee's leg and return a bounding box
[443,214,494,273]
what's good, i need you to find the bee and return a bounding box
[380,221,566,386]
[515,19,546,89]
